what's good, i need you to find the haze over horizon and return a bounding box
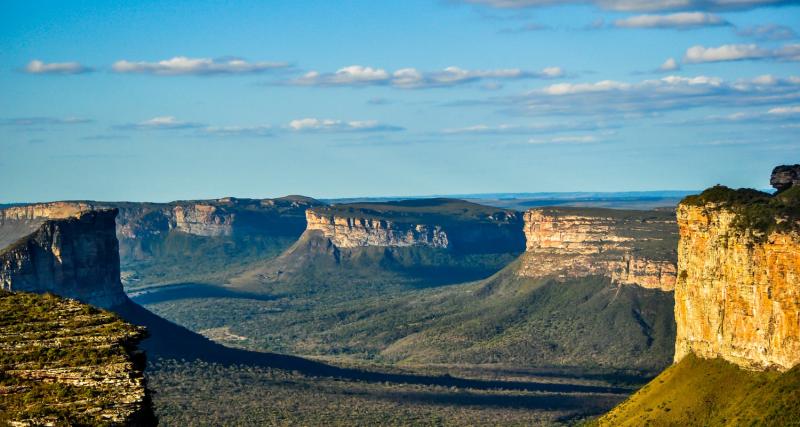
[2,0,798,203]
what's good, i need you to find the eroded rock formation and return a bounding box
[305,210,449,248]
[674,201,800,371]
[518,208,678,291]
[0,209,127,309]
[771,164,800,192]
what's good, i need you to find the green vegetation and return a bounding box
[595,354,800,426]
[143,265,674,373]
[146,359,626,426]
[682,185,800,236]
[0,291,153,426]
[317,198,519,224]
[122,232,297,288]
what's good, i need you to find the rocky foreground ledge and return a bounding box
[0,291,155,426]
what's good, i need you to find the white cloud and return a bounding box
[112,56,288,75]
[613,12,727,29]
[684,43,800,63]
[289,65,564,88]
[658,57,681,72]
[288,118,403,133]
[684,44,769,62]
[486,74,800,116]
[458,0,798,12]
[121,116,204,130]
[25,60,92,75]
[767,105,800,114]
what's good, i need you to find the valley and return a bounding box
[1,167,798,425]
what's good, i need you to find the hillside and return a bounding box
[595,354,800,426]
[0,291,156,426]
[144,205,677,373]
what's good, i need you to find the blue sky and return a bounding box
[1,0,798,202]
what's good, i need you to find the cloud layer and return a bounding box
[488,74,800,116]
[684,43,800,63]
[613,12,727,28]
[112,57,288,75]
[458,0,799,12]
[290,65,564,88]
[288,118,403,132]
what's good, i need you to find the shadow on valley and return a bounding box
[115,298,631,399]
[128,283,279,305]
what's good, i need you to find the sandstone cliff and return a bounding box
[674,180,800,371]
[518,208,677,291]
[303,199,525,254]
[0,209,127,309]
[305,210,449,248]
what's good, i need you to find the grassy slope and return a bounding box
[595,354,800,426]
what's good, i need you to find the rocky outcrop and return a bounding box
[0,291,156,426]
[518,208,677,291]
[305,210,449,248]
[0,209,127,309]
[674,202,800,371]
[771,164,800,192]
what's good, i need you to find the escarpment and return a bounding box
[303,199,525,254]
[305,210,449,248]
[674,169,800,371]
[517,208,678,291]
[0,209,128,309]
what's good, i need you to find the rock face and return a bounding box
[0,209,127,309]
[305,210,449,248]
[0,291,156,426]
[674,203,800,371]
[302,199,525,254]
[518,208,678,291]
[771,164,800,192]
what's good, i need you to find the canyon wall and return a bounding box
[518,208,677,291]
[0,209,128,309]
[305,210,449,248]
[674,203,800,371]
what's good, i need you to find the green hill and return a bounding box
[595,354,800,426]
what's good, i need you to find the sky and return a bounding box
[1,0,798,202]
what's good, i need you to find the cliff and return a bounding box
[0,290,156,426]
[0,209,128,309]
[305,210,448,248]
[303,199,525,254]
[518,208,678,291]
[674,182,800,371]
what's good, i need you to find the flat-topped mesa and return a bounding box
[0,201,97,222]
[301,199,525,254]
[675,174,800,371]
[0,209,128,309]
[305,210,449,248]
[518,208,678,291]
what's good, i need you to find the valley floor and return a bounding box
[146,358,635,426]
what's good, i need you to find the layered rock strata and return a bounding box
[518,208,677,291]
[0,291,155,426]
[305,210,449,248]
[674,202,800,371]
